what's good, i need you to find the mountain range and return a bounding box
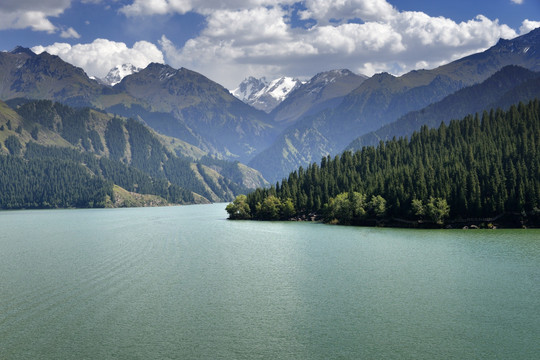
[1,27,540,197]
[249,27,540,181]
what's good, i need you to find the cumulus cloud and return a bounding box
[32,39,164,78]
[0,0,71,32]
[154,0,522,88]
[300,0,397,23]
[520,19,540,34]
[0,10,57,33]
[511,0,523,4]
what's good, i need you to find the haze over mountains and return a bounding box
[1,27,540,195]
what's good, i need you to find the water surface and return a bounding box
[0,204,539,359]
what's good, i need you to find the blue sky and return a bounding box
[1,0,539,88]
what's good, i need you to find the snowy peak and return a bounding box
[231,76,267,102]
[102,63,142,86]
[259,77,302,103]
[232,76,303,113]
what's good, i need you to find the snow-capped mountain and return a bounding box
[232,76,303,113]
[101,63,142,86]
[231,76,267,102]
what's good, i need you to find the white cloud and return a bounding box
[0,0,71,32]
[32,39,165,78]
[60,27,80,39]
[203,7,290,44]
[300,0,397,23]
[119,0,296,16]
[520,19,540,34]
[155,1,522,89]
[120,0,193,16]
[0,10,57,32]
[511,0,523,4]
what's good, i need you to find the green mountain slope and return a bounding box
[347,65,540,150]
[0,47,104,107]
[0,99,268,209]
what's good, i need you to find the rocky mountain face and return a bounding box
[0,47,103,108]
[110,63,277,163]
[232,76,303,113]
[231,77,267,102]
[249,28,540,182]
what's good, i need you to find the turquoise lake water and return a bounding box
[0,203,539,359]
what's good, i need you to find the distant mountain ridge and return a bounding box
[111,63,277,163]
[347,65,540,150]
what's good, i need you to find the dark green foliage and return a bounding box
[4,135,22,156]
[125,118,167,175]
[0,155,113,209]
[31,126,39,140]
[16,100,57,130]
[15,100,99,151]
[236,100,540,225]
[88,129,104,152]
[105,117,126,161]
[24,143,194,205]
[4,99,258,206]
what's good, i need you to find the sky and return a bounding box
[1,0,539,89]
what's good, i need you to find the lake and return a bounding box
[0,203,539,359]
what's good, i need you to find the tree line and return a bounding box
[227,100,540,227]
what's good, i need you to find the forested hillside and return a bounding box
[0,99,267,209]
[228,100,540,227]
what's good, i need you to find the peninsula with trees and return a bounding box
[227,100,540,228]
